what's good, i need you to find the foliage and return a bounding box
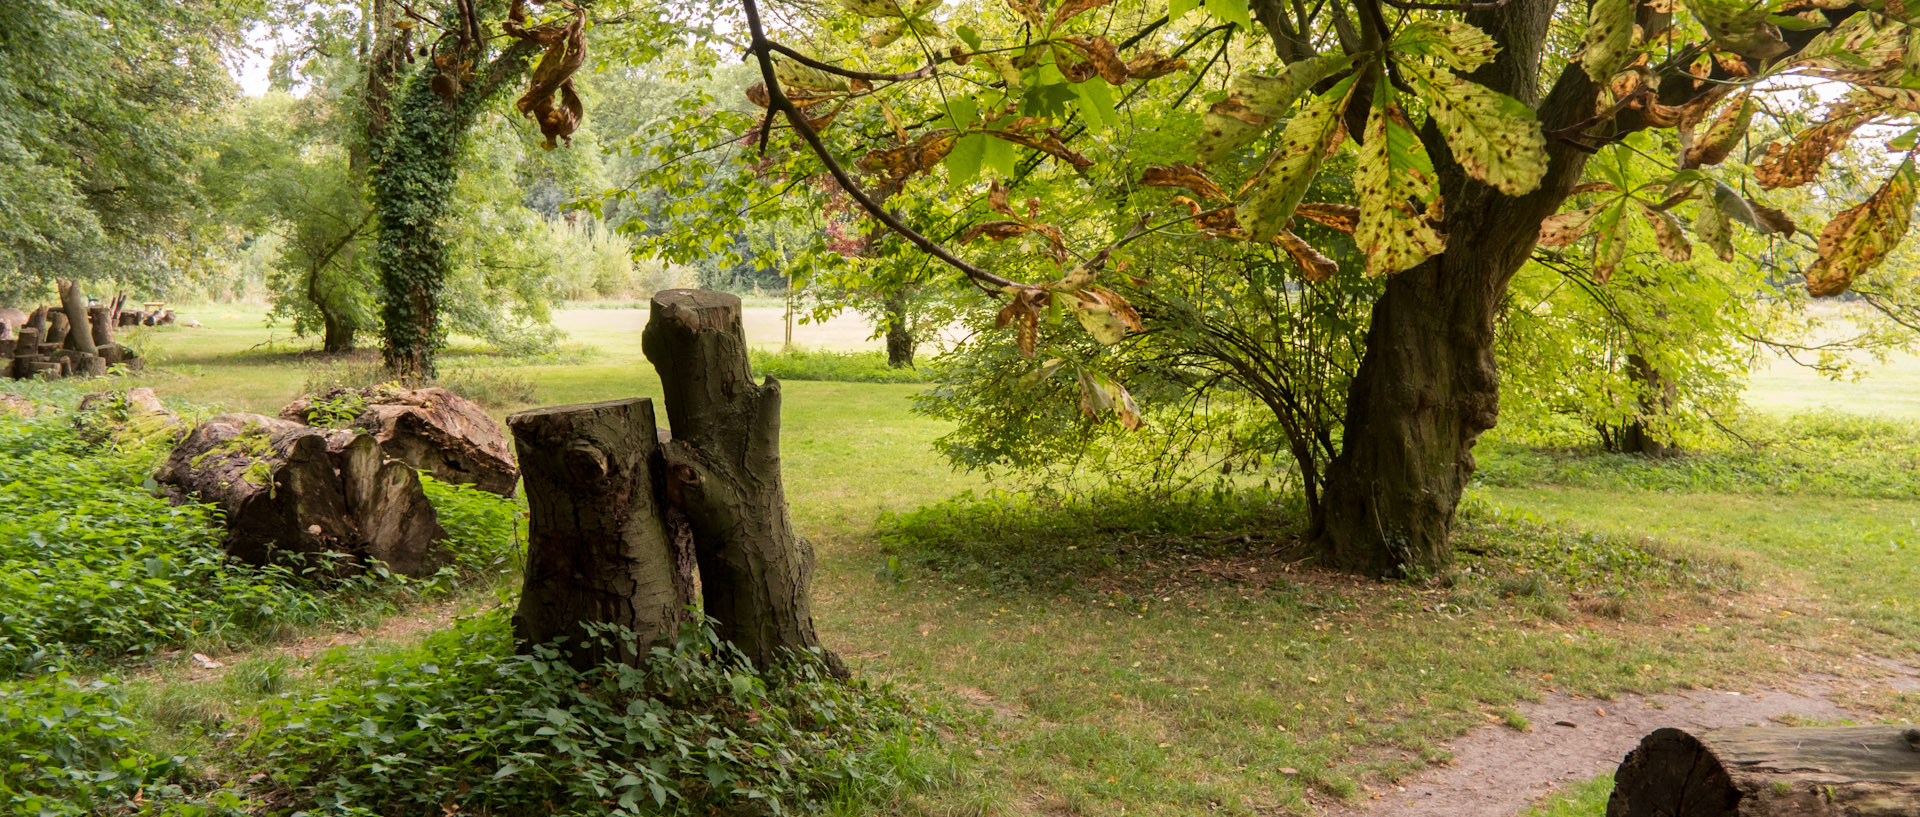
[0,673,245,816]
[1477,411,1920,500]
[0,400,336,677]
[418,474,525,573]
[248,611,938,816]
[749,348,932,383]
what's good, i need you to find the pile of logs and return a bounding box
[279,385,519,496]
[0,284,148,380]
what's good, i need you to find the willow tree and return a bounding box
[366,0,589,377]
[728,0,1920,575]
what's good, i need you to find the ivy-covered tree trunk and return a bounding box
[1614,352,1677,457]
[883,288,915,368]
[369,25,535,378]
[1313,4,1594,577]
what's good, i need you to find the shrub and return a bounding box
[419,474,525,573]
[749,349,930,384]
[248,612,938,816]
[0,673,245,815]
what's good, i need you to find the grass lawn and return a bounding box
[14,301,1920,815]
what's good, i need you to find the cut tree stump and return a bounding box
[155,414,447,577]
[280,385,518,496]
[509,398,694,669]
[643,288,841,675]
[1609,725,1920,817]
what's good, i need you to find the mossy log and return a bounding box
[155,414,447,577]
[1609,726,1920,817]
[281,385,518,496]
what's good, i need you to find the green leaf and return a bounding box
[1171,0,1202,17]
[956,25,982,50]
[1196,54,1351,163]
[1354,84,1446,276]
[946,134,987,185]
[1682,0,1788,59]
[1393,19,1501,73]
[943,96,978,130]
[1238,75,1357,242]
[1070,78,1121,131]
[1583,0,1635,81]
[1406,63,1548,197]
[1808,154,1919,296]
[982,135,1018,178]
[1204,0,1252,28]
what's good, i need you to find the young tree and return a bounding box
[726,0,1920,576]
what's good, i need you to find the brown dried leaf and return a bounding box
[1125,52,1188,80]
[960,221,1031,244]
[981,129,1095,170]
[1756,97,1873,189]
[1057,36,1129,85]
[1682,92,1752,169]
[1808,154,1918,297]
[1639,205,1692,262]
[1293,202,1359,233]
[988,179,1015,216]
[1141,164,1228,201]
[514,11,588,149]
[1277,230,1339,282]
[855,129,961,186]
[1539,206,1602,248]
[1751,201,1797,236]
[1049,0,1114,30]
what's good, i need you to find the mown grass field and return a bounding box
[7,301,1918,816]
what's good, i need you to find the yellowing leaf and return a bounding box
[1076,369,1143,429]
[1682,92,1752,169]
[1756,95,1874,190]
[1278,230,1339,282]
[1640,205,1692,262]
[1406,63,1548,197]
[1683,0,1788,59]
[1393,19,1501,73]
[1071,288,1141,345]
[1808,155,1919,297]
[1237,75,1356,242]
[1583,0,1636,81]
[1694,197,1734,262]
[1354,88,1445,276]
[1196,54,1351,164]
[1141,164,1228,201]
[1538,205,1602,248]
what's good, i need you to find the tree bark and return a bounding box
[643,289,841,674]
[281,385,520,497]
[87,305,112,349]
[56,280,97,355]
[155,414,447,577]
[884,287,915,368]
[1608,726,1920,816]
[508,398,694,669]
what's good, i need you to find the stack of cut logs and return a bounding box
[0,282,152,380]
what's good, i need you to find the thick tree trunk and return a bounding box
[883,288,915,368]
[1609,726,1920,816]
[155,414,447,577]
[643,289,841,674]
[508,398,694,669]
[1614,353,1677,457]
[56,280,97,355]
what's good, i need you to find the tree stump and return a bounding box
[643,289,839,674]
[44,310,69,348]
[280,385,519,496]
[87,305,112,349]
[155,414,447,577]
[1609,726,1920,817]
[508,398,694,669]
[10,327,42,380]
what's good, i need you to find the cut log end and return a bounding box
[1609,726,1920,817]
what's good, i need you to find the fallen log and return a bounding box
[280,385,518,496]
[155,414,447,577]
[1609,725,1920,817]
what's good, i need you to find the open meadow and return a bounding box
[2,303,1915,816]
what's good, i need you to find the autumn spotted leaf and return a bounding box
[1354,86,1445,276]
[1237,75,1357,242]
[994,286,1052,356]
[1278,230,1339,282]
[981,127,1094,170]
[1141,164,1228,201]
[1049,0,1115,29]
[1583,0,1636,81]
[1404,63,1548,197]
[1693,196,1734,262]
[1808,154,1919,297]
[1076,368,1143,430]
[1057,36,1130,85]
[1640,205,1692,262]
[1293,202,1358,233]
[1125,52,1189,81]
[856,129,961,188]
[1682,92,1752,169]
[1683,0,1788,59]
[1392,19,1501,73]
[1538,205,1603,248]
[1756,95,1874,189]
[1195,54,1351,164]
[507,2,587,149]
[1072,287,1143,345]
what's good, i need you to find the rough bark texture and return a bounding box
[884,288,915,368]
[643,289,840,674]
[1313,0,1597,576]
[1609,726,1920,816]
[55,280,97,355]
[155,414,447,577]
[281,385,519,496]
[509,398,694,669]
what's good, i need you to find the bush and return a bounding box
[248,612,937,816]
[0,405,336,676]
[419,474,525,573]
[0,673,245,815]
[749,349,930,384]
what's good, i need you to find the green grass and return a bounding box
[751,348,931,383]
[1523,774,1613,817]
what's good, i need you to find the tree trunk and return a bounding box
[642,289,842,674]
[1613,353,1677,457]
[1609,726,1920,816]
[884,288,915,368]
[87,305,112,349]
[155,414,447,577]
[44,310,69,349]
[281,385,520,497]
[56,280,97,355]
[509,398,694,669]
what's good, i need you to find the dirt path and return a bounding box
[155,593,498,685]
[1318,657,1920,817]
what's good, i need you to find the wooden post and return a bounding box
[1609,726,1920,816]
[643,289,840,675]
[508,398,693,669]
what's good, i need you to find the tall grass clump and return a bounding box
[749,349,930,384]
